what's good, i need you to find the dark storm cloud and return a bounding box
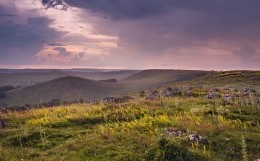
[0,0,259,69]
[53,47,71,56]
[0,17,64,65]
[46,42,67,46]
[65,0,260,69]
[64,0,260,42]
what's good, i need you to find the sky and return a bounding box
[0,0,259,70]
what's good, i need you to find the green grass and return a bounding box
[1,89,259,160]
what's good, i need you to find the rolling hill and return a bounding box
[175,70,260,91]
[0,70,211,106]
[121,69,210,90]
[1,76,128,105]
[0,69,139,87]
[2,70,259,106]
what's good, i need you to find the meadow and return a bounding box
[1,85,259,161]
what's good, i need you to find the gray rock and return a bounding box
[188,134,205,142]
[165,127,186,137]
[206,93,215,99]
[146,90,160,100]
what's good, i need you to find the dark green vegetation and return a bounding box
[0,70,259,160]
[0,69,210,106]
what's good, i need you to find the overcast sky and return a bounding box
[0,0,259,70]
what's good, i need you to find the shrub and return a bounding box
[157,138,208,161]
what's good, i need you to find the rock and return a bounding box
[242,87,250,93]
[251,121,258,127]
[234,88,239,92]
[103,97,118,104]
[165,127,186,137]
[231,94,240,98]
[182,86,193,91]
[162,87,172,97]
[188,133,205,142]
[256,98,260,107]
[223,95,232,101]
[88,99,101,104]
[210,88,221,92]
[0,117,6,129]
[140,90,146,97]
[146,90,160,100]
[206,93,215,99]
[116,96,135,103]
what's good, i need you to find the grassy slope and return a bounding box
[121,69,210,90]
[0,88,259,160]
[174,70,260,91]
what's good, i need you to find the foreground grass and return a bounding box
[0,94,260,160]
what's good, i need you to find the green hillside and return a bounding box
[0,82,259,160]
[175,70,260,91]
[121,69,210,90]
[1,76,127,105]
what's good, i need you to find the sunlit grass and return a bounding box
[0,92,259,161]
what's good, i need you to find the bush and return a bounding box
[157,138,207,161]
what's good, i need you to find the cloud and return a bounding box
[53,47,71,56]
[233,45,260,68]
[0,0,260,69]
[46,42,67,46]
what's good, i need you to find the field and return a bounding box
[0,70,260,160]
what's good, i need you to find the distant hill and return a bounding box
[121,69,210,90]
[177,70,260,90]
[3,70,258,106]
[0,70,211,106]
[0,69,139,87]
[1,76,128,105]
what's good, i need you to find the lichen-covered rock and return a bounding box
[188,134,205,142]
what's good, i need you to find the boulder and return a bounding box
[188,133,205,142]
